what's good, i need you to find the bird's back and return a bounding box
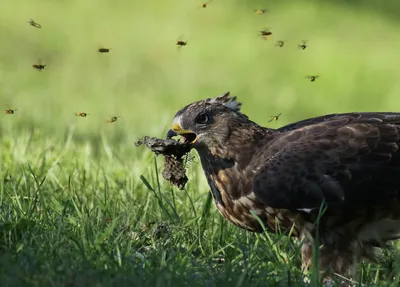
[267,112,400,206]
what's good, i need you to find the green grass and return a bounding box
[1,0,400,286]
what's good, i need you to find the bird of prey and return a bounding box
[166,92,400,281]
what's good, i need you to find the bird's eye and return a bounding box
[195,113,209,124]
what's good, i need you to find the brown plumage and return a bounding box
[166,92,400,281]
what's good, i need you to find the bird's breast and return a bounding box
[207,169,299,233]
[199,148,300,233]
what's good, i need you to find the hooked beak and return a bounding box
[166,123,198,144]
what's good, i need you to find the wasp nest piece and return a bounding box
[135,136,192,189]
[162,155,188,190]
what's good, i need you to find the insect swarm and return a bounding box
[27,19,41,28]
[75,112,90,117]
[106,116,121,123]
[4,109,17,115]
[98,48,111,53]
[268,113,282,123]
[306,75,320,82]
[298,40,308,50]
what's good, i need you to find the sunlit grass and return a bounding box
[1,0,400,285]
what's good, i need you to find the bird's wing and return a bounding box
[253,112,400,211]
[276,112,399,132]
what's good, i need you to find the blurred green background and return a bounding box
[1,1,400,285]
[0,0,400,142]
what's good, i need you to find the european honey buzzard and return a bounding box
[166,92,400,280]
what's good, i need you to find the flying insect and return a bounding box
[306,75,320,82]
[27,19,41,28]
[276,40,286,47]
[98,47,111,53]
[268,113,282,123]
[4,109,17,115]
[298,40,308,50]
[32,59,46,71]
[176,40,188,46]
[75,112,90,117]
[198,0,213,8]
[259,29,272,40]
[254,9,267,14]
[106,116,121,123]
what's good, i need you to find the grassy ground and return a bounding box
[1,0,400,286]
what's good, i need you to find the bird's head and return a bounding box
[166,92,252,150]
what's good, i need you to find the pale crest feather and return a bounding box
[205,92,242,112]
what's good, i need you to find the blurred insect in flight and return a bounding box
[306,75,320,82]
[268,113,282,123]
[298,40,308,50]
[27,19,42,28]
[275,40,286,47]
[32,59,46,71]
[75,112,90,117]
[199,0,213,8]
[259,29,272,40]
[106,116,121,123]
[254,9,266,14]
[4,109,17,115]
[176,40,188,47]
[98,47,111,53]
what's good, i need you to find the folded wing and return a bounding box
[253,112,400,210]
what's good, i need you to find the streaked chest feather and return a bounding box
[207,168,298,233]
[199,146,300,232]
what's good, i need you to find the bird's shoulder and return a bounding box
[277,112,400,133]
[264,112,400,151]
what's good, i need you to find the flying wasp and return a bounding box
[4,109,17,115]
[75,112,90,117]
[106,116,121,123]
[268,113,282,123]
[259,30,272,36]
[276,40,286,47]
[306,75,320,82]
[32,59,46,71]
[176,34,188,48]
[27,19,41,28]
[98,47,111,53]
[298,40,308,50]
[254,9,267,14]
[176,40,188,46]
[33,64,46,71]
[259,29,272,40]
[199,0,213,8]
